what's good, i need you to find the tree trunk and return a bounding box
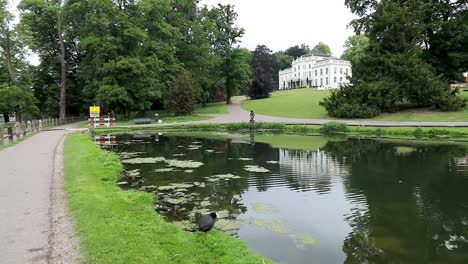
[226,77,232,105]
[58,11,67,123]
[4,30,16,85]
[15,111,22,123]
[3,113,10,123]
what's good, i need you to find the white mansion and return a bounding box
[279,54,352,90]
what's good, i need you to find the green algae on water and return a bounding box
[252,203,279,214]
[122,157,166,164]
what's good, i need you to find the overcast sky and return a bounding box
[200,0,357,56]
[10,0,356,62]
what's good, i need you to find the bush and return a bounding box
[167,72,197,115]
[432,89,467,111]
[320,122,349,135]
[320,86,381,118]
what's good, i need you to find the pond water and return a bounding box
[108,133,468,264]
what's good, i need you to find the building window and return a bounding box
[320,78,323,86]
[309,72,311,77]
[334,67,337,74]
[294,74,296,77]
[334,77,337,83]
[326,68,329,74]
[303,65,306,69]
[340,68,343,74]
[345,68,349,75]
[298,73,301,77]
[326,77,329,85]
[320,69,323,75]
[340,77,343,82]
[315,70,317,76]
[309,64,311,69]
[315,79,318,86]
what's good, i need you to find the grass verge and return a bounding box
[94,122,468,141]
[64,133,270,264]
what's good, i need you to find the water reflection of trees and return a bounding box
[322,139,468,263]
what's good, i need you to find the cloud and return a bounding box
[201,0,357,56]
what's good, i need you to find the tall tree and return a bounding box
[284,44,309,59]
[249,45,276,99]
[311,42,332,56]
[0,0,37,122]
[208,4,246,104]
[341,35,369,65]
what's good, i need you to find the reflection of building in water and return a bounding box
[279,149,349,192]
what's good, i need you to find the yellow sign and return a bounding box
[89,106,100,118]
[89,106,100,114]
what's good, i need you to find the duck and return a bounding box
[197,212,218,232]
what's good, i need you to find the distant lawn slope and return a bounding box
[242,88,331,119]
[241,88,468,122]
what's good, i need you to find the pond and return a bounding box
[106,133,468,264]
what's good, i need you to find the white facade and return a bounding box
[278,54,352,90]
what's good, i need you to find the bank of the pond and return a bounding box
[94,122,468,141]
[64,133,271,264]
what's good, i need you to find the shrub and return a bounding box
[432,89,467,111]
[320,122,349,135]
[414,128,423,138]
[167,72,197,115]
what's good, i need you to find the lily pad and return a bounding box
[205,150,215,153]
[238,158,253,161]
[184,170,194,173]
[165,159,204,168]
[216,219,243,232]
[122,157,166,164]
[200,201,212,207]
[266,160,280,164]
[155,168,178,172]
[193,182,201,186]
[199,183,206,188]
[158,186,178,191]
[252,203,279,214]
[166,198,187,205]
[244,165,270,173]
[266,220,288,234]
[173,154,186,157]
[170,183,194,189]
[126,169,141,177]
[119,152,145,159]
[290,234,315,249]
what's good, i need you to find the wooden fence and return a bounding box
[0,117,82,146]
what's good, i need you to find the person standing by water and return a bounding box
[250,110,255,124]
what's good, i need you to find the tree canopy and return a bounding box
[311,42,332,56]
[249,45,276,99]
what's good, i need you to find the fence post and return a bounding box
[27,121,32,134]
[15,122,21,139]
[21,121,27,137]
[7,123,13,142]
[39,119,43,131]
[0,123,4,145]
[32,120,36,132]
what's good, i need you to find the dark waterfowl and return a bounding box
[197,213,218,232]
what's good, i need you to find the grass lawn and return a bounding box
[242,87,468,122]
[242,88,330,119]
[64,133,269,264]
[79,102,228,128]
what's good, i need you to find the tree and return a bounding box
[322,0,466,118]
[284,44,309,59]
[167,71,197,115]
[1,0,37,122]
[341,35,369,65]
[275,51,293,70]
[19,0,67,122]
[249,45,276,99]
[228,48,252,97]
[310,42,332,56]
[207,4,246,104]
[345,0,468,83]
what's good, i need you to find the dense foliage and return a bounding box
[167,71,197,115]
[0,0,253,120]
[322,0,467,118]
[249,45,276,99]
[310,42,332,56]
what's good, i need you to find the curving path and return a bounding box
[116,98,468,128]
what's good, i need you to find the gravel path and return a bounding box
[0,124,81,264]
[116,98,468,128]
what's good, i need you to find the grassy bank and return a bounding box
[64,133,270,264]
[95,122,468,141]
[242,87,468,122]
